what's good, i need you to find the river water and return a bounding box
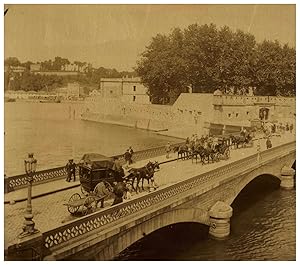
[116,176,296,261]
[4,102,181,176]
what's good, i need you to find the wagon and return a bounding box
[64,153,121,215]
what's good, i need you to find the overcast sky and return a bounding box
[4,4,295,71]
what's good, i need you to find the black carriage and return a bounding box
[79,153,116,194]
[64,153,122,215]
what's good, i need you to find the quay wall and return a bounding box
[81,94,214,135]
[82,93,296,137]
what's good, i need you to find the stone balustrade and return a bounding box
[40,141,295,252]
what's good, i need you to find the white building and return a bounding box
[99,77,150,104]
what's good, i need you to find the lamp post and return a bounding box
[19,153,39,238]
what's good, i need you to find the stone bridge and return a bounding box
[7,140,295,261]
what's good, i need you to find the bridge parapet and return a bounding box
[39,141,295,256]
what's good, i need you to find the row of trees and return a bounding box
[4,56,88,71]
[4,57,137,92]
[136,24,295,104]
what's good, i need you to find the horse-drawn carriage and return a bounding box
[64,154,160,215]
[64,153,124,215]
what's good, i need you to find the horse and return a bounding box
[191,145,212,164]
[139,161,160,191]
[173,144,190,160]
[230,135,248,149]
[126,161,159,193]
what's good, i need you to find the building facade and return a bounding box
[99,77,150,104]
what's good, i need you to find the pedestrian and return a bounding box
[256,141,261,162]
[185,137,190,145]
[111,182,125,206]
[124,150,131,168]
[128,146,134,164]
[93,182,110,208]
[65,159,76,182]
[165,142,171,159]
[286,123,289,132]
[290,123,294,134]
[266,137,272,149]
[123,182,132,200]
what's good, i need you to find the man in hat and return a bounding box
[65,159,76,182]
[128,146,134,165]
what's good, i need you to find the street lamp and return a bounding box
[18,153,39,238]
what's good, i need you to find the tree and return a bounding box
[4,57,21,67]
[253,40,295,96]
[136,28,188,104]
[136,23,296,102]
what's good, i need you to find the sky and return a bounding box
[4,4,296,71]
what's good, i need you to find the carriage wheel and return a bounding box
[82,196,97,215]
[103,181,114,193]
[67,193,81,214]
[81,185,89,196]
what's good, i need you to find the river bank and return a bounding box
[4,102,182,176]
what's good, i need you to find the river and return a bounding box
[115,175,296,261]
[4,102,181,176]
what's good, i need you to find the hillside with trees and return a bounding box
[136,23,295,104]
[4,56,137,93]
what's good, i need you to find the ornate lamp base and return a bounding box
[18,214,40,239]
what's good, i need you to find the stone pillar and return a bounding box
[280,166,295,190]
[209,201,233,239]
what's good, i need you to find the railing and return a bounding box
[42,140,295,251]
[4,142,184,193]
[213,95,296,106]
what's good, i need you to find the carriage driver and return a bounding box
[66,159,76,182]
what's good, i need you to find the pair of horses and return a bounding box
[229,134,253,149]
[173,145,190,160]
[125,161,160,193]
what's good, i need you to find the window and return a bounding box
[133,86,136,91]
[228,113,231,118]
[133,95,136,101]
[236,113,239,117]
[246,111,249,115]
[110,90,113,94]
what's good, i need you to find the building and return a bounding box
[33,71,79,76]
[56,82,81,100]
[30,64,41,72]
[99,77,150,104]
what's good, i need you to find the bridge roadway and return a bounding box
[4,133,295,257]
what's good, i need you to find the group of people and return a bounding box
[262,121,294,135]
[214,86,255,97]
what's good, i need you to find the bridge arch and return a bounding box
[94,207,210,260]
[226,164,283,206]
